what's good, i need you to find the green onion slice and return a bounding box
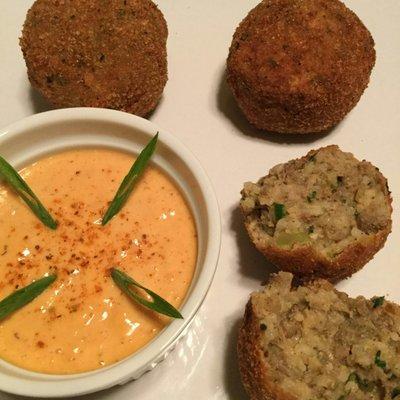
[0,274,57,321]
[372,296,385,308]
[0,156,57,229]
[102,133,158,225]
[276,232,309,247]
[273,203,286,221]
[375,350,387,369]
[392,387,400,399]
[307,191,317,203]
[346,372,373,392]
[111,268,183,319]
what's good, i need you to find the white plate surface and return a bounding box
[0,1,399,399]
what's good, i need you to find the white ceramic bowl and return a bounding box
[0,108,221,398]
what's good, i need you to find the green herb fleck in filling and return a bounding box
[375,350,387,370]
[392,387,400,399]
[307,191,317,203]
[260,323,267,331]
[346,372,373,392]
[273,203,286,221]
[372,296,385,308]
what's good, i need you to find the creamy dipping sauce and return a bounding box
[0,148,197,374]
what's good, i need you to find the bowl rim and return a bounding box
[0,108,221,398]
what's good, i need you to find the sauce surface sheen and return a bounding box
[0,148,197,374]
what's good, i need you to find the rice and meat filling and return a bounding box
[253,273,400,400]
[241,146,391,258]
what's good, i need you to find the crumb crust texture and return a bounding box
[227,0,376,134]
[20,0,168,116]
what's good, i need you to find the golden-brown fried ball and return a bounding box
[240,146,392,282]
[227,0,376,134]
[20,0,168,117]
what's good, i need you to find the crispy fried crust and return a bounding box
[237,272,400,400]
[227,0,376,134]
[238,300,297,400]
[20,0,168,116]
[243,223,391,283]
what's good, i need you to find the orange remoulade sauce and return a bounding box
[0,148,197,374]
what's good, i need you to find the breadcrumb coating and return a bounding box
[20,0,168,116]
[227,0,376,134]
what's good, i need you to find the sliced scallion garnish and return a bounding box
[102,133,158,225]
[0,156,57,229]
[111,268,183,319]
[0,274,56,321]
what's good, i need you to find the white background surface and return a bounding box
[0,1,399,399]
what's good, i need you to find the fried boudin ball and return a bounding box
[240,146,392,282]
[227,0,376,134]
[20,0,168,116]
[238,272,400,400]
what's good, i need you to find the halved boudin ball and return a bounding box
[227,0,376,134]
[240,146,392,282]
[238,272,400,400]
[20,0,168,117]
